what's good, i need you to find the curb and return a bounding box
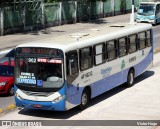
[0,104,16,115]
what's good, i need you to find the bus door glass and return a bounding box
[66,51,79,86]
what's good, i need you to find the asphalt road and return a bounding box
[153,24,160,49]
[0,13,160,114]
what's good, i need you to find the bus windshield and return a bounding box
[15,57,64,88]
[138,4,155,15]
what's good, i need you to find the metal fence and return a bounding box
[44,3,60,26]
[0,0,152,35]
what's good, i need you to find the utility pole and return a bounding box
[0,5,4,36]
[41,0,45,28]
[59,2,62,26]
[129,0,135,24]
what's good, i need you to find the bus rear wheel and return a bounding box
[79,89,89,110]
[127,70,135,87]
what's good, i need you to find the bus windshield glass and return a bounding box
[15,47,64,88]
[138,4,155,15]
[15,57,63,88]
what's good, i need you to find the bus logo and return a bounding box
[101,67,112,78]
[81,71,93,80]
[121,60,125,70]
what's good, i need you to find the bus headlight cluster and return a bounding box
[136,15,140,20]
[149,15,155,20]
[53,95,65,103]
[15,93,24,100]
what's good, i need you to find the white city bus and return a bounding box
[14,23,153,111]
[136,2,160,25]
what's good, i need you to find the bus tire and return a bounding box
[153,20,157,26]
[79,89,89,110]
[127,70,135,87]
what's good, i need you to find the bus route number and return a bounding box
[28,58,36,63]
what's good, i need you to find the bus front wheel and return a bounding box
[127,70,135,87]
[152,20,157,26]
[79,89,89,110]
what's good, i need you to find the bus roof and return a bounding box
[140,2,160,5]
[16,23,152,52]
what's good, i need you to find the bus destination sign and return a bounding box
[17,47,62,56]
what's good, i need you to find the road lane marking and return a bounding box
[0,108,4,114]
[5,104,16,111]
[0,104,16,115]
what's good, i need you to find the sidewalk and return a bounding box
[0,13,160,53]
[0,13,130,50]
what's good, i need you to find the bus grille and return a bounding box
[21,90,53,97]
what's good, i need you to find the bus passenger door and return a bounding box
[66,51,79,108]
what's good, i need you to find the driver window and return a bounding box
[66,51,79,85]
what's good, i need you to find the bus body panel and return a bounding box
[65,47,152,109]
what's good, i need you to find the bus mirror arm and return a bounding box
[69,59,74,76]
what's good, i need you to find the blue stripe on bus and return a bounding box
[67,49,153,105]
[134,49,153,77]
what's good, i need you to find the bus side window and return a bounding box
[156,4,160,14]
[146,30,152,47]
[138,32,146,50]
[106,40,117,61]
[94,43,106,65]
[66,51,79,85]
[79,46,93,71]
[159,4,160,13]
[128,34,137,54]
[118,37,127,57]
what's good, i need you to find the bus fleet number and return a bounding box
[28,58,36,63]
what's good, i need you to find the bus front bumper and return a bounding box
[15,96,66,111]
[136,19,155,24]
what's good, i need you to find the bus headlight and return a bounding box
[136,14,140,20]
[149,15,155,20]
[15,93,24,100]
[53,95,65,103]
